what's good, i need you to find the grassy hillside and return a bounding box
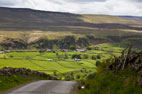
[81,14,140,24]
[0,7,142,49]
[119,16,142,22]
[78,49,142,94]
[0,7,141,31]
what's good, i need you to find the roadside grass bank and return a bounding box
[0,67,56,93]
[0,75,32,92]
[0,74,48,93]
[78,49,142,94]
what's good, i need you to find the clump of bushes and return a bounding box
[72,54,82,59]
[78,49,142,94]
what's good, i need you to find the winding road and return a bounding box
[3,80,76,94]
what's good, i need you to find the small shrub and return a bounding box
[92,55,96,60]
[83,54,89,59]
[87,47,92,50]
[64,54,68,59]
[70,46,76,50]
[96,61,101,66]
[97,55,101,59]
[72,54,81,59]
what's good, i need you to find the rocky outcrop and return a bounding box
[0,67,57,80]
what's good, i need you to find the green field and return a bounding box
[0,43,124,80]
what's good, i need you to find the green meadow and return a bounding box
[0,43,124,80]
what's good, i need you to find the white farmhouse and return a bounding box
[45,59,54,61]
[74,58,81,61]
[76,49,86,52]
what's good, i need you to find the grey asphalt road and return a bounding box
[4,80,76,94]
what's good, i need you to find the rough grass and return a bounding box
[0,74,48,92]
[0,75,31,92]
[81,14,141,24]
[0,31,84,43]
[78,70,142,94]
[78,48,142,94]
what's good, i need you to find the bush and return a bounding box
[64,54,68,59]
[53,72,57,76]
[72,54,81,59]
[70,46,76,50]
[87,47,92,50]
[97,55,101,59]
[92,55,96,60]
[9,55,14,58]
[76,75,81,79]
[96,61,101,66]
[83,54,89,59]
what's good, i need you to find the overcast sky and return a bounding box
[0,0,141,16]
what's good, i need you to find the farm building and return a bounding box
[76,49,86,52]
[0,51,5,54]
[45,59,54,61]
[46,49,52,52]
[74,58,81,61]
[0,51,10,54]
[94,46,99,50]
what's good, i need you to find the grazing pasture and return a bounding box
[0,43,124,80]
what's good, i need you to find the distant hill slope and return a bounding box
[0,7,142,49]
[0,7,141,31]
[81,14,139,24]
[119,16,142,21]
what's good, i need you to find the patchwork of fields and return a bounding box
[0,43,124,79]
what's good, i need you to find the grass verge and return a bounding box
[0,74,48,92]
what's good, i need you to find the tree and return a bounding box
[53,72,57,76]
[96,61,101,66]
[70,46,76,50]
[64,54,68,59]
[97,55,101,59]
[83,54,89,59]
[87,47,92,50]
[26,56,31,60]
[39,49,45,55]
[3,55,7,59]
[92,55,96,60]
[9,55,14,58]
[76,74,81,79]
[72,54,81,59]
[56,53,60,59]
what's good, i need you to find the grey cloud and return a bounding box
[0,0,26,6]
[129,0,142,2]
[133,0,142,2]
[0,0,141,16]
[0,0,15,6]
[64,0,106,3]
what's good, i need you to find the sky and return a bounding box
[0,0,141,16]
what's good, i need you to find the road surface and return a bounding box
[4,80,76,94]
